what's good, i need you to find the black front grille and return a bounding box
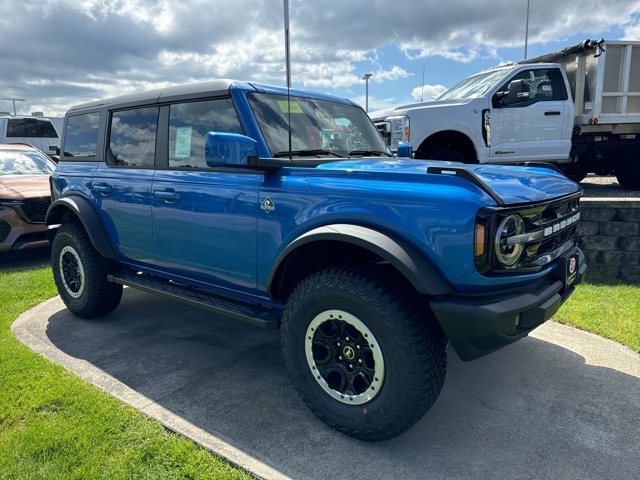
[18,197,51,223]
[476,192,582,276]
[0,220,10,242]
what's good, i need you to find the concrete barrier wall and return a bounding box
[578,198,640,282]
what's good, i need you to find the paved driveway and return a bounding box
[13,288,640,480]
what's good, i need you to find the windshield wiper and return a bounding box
[348,150,393,157]
[273,149,343,158]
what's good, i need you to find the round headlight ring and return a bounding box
[495,214,525,267]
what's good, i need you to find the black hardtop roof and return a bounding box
[67,79,240,113]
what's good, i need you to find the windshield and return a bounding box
[0,149,55,175]
[247,92,391,157]
[437,69,509,100]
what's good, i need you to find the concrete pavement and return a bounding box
[12,288,640,480]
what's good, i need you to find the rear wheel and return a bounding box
[282,264,447,441]
[560,163,588,183]
[52,223,122,318]
[616,160,640,190]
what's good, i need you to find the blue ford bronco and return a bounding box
[47,80,586,441]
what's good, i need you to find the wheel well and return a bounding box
[415,131,477,163]
[270,241,380,301]
[46,197,117,259]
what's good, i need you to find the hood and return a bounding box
[315,159,581,205]
[369,98,475,120]
[0,175,51,200]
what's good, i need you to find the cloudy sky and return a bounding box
[1,0,640,118]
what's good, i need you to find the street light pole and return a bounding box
[362,73,372,112]
[2,98,25,116]
[524,0,530,60]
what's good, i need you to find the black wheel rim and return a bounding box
[59,245,85,299]
[305,309,384,405]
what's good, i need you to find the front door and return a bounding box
[489,67,573,163]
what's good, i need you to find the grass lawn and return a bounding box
[553,281,640,353]
[1,262,638,479]
[0,264,253,480]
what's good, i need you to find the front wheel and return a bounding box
[52,223,123,318]
[281,265,447,441]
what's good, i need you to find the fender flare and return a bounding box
[46,196,117,259]
[268,224,452,298]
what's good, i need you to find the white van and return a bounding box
[0,115,61,153]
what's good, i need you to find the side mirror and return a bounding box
[205,132,258,167]
[507,79,530,104]
[396,141,413,159]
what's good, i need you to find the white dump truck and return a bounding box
[370,39,640,189]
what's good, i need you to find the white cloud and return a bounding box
[411,84,448,102]
[0,0,639,116]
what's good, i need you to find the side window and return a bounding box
[63,112,100,158]
[109,107,158,167]
[168,98,243,168]
[495,69,559,107]
[7,118,59,138]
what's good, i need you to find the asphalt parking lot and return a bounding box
[13,287,640,480]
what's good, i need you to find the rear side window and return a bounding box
[7,118,58,138]
[168,99,243,168]
[109,107,159,167]
[63,112,100,157]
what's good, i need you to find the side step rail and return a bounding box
[108,271,281,330]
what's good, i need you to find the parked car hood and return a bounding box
[0,175,51,200]
[315,159,581,204]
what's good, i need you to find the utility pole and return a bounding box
[2,98,25,116]
[362,73,372,112]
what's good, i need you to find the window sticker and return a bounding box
[277,101,303,114]
[175,126,193,158]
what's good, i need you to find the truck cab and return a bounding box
[371,63,574,165]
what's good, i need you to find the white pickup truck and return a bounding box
[370,39,640,189]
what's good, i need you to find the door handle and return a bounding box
[93,183,112,194]
[545,111,561,116]
[154,190,181,201]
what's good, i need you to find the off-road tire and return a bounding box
[281,264,447,441]
[52,222,122,318]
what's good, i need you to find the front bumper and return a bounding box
[430,248,587,361]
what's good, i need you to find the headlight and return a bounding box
[494,214,524,267]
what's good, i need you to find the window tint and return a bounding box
[6,118,59,138]
[63,112,100,157]
[109,107,159,167]
[168,99,242,168]
[497,69,560,106]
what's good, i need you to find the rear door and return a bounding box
[92,107,158,263]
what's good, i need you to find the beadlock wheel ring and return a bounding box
[59,245,85,299]
[305,309,385,405]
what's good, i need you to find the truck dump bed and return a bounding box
[523,39,640,127]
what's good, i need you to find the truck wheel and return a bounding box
[560,164,587,183]
[428,148,467,163]
[281,264,447,441]
[52,223,123,318]
[616,161,640,190]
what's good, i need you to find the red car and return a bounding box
[0,144,55,253]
